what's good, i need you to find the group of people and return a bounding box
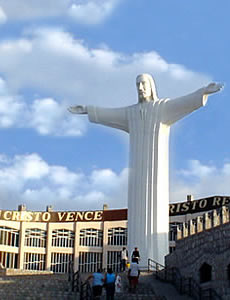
[87,268,120,300]
[88,247,141,299]
[121,246,140,271]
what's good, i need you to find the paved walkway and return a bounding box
[140,272,192,300]
[111,271,193,300]
[114,272,163,299]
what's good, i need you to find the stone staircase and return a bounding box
[112,271,192,300]
[0,271,192,300]
[0,274,75,300]
[111,272,167,300]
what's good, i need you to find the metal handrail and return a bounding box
[148,258,170,282]
[72,270,81,292]
[68,260,73,282]
[171,267,223,299]
[187,275,201,299]
[80,280,93,300]
[68,260,92,299]
[201,288,222,300]
[148,258,165,271]
[148,259,222,299]
[68,260,81,293]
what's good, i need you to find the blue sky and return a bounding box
[0,0,229,211]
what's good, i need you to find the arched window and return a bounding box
[0,226,19,247]
[78,252,102,273]
[25,228,46,248]
[227,264,230,280]
[50,253,73,273]
[0,251,18,269]
[200,263,212,283]
[107,251,122,272]
[24,253,45,271]
[108,227,127,246]
[79,228,103,247]
[52,229,74,248]
[169,223,180,241]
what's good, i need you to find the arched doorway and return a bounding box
[200,263,212,283]
[227,264,230,281]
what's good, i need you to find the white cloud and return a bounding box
[29,98,86,136]
[0,153,128,211]
[0,153,229,211]
[0,6,7,23]
[0,78,86,136]
[16,153,49,180]
[90,168,128,195]
[49,165,82,186]
[170,160,230,203]
[177,160,216,178]
[0,0,120,24]
[0,28,211,99]
[0,78,26,128]
[69,0,120,25]
[0,28,212,135]
[0,1,70,20]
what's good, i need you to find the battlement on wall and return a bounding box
[176,205,230,240]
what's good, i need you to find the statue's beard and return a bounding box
[138,95,153,103]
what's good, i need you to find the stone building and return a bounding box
[166,205,230,298]
[168,195,230,253]
[0,195,229,274]
[0,205,127,273]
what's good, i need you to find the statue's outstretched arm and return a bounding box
[203,82,224,95]
[197,82,224,106]
[68,105,88,114]
[162,82,224,126]
[68,105,129,132]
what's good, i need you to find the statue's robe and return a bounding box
[87,88,207,266]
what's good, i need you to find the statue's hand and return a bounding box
[68,105,88,114]
[204,82,224,95]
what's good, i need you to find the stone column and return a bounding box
[176,226,182,240]
[204,213,212,230]
[183,223,189,238]
[197,216,204,233]
[74,222,79,272]
[189,219,196,235]
[221,206,229,224]
[102,221,108,271]
[213,210,220,227]
[45,222,52,271]
[18,221,26,269]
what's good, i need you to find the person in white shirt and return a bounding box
[128,257,140,291]
[121,247,128,272]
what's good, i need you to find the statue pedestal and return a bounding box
[129,232,168,268]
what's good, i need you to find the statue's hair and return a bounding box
[136,73,158,101]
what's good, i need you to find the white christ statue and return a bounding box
[68,74,223,267]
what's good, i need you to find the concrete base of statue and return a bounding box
[128,232,168,268]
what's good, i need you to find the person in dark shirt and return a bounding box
[131,247,140,263]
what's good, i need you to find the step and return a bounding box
[0,274,75,300]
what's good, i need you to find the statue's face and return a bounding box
[136,76,152,102]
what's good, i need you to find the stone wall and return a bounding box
[165,205,230,298]
[0,269,53,276]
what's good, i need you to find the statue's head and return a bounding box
[136,73,158,103]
